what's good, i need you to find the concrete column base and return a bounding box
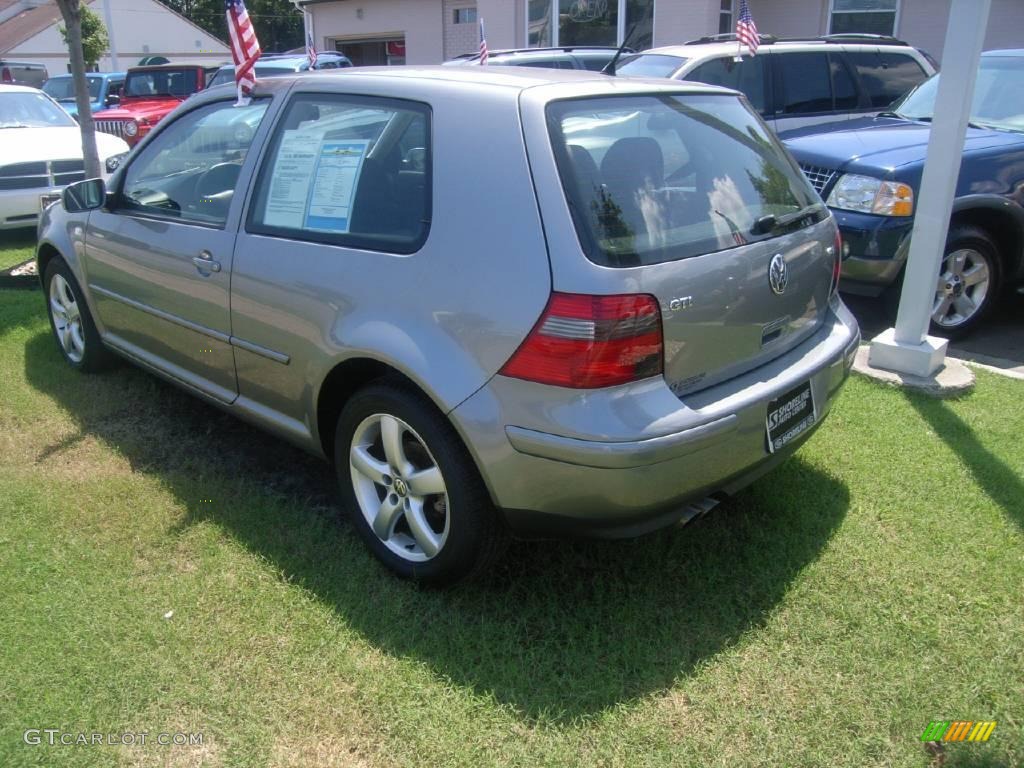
[854,337,974,397]
[868,328,948,377]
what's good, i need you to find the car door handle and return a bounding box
[192,252,221,273]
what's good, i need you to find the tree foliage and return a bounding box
[156,0,304,53]
[59,5,109,69]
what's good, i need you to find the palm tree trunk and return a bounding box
[55,0,102,179]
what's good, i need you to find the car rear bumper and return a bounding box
[451,296,860,537]
[834,209,914,296]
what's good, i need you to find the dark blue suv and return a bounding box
[784,49,1024,336]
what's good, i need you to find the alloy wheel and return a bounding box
[932,247,990,328]
[349,413,450,562]
[49,273,85,363]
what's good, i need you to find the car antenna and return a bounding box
[602,21,638,76]
[602,2,653,76]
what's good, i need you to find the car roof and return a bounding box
[127,63,214,72]
[983,49,1024,57]
[642,40,921,59]
[196,64,738,104]
[0,83,43,93]
[45,72,125,79]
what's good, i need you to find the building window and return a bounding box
[718,0,733,35]
[829,0,899,37]
[453,7,477,24]
[527,0,654,50]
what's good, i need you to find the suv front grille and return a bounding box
[799,164,837,196]
[51,159,85,187]
[95,119,125,138]
[0,159,87,191]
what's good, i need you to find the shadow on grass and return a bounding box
[23,326,850,723]
[906,393,1024,531]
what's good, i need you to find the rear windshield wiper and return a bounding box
[751,204,825,236]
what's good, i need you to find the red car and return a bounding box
[93,64,218,146]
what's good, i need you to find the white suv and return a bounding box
[617,34,936,137]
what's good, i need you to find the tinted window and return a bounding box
[830,54,859,110]
[848,51,928,108]
[125,69,198,97]
[249,94,431,254]
[505,57,572,69]
[120,100,268,226]
[43,76,103,101]
[576,53,616,71]
[547,94,818,267]
[686,55,767,114]
[617,54,689,79]
[776,53,833,115]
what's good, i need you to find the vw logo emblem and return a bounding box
[393,477,408,497]
[769,254,788,295]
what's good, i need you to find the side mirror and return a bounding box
[62,179,106,213]
[105,93,120,107]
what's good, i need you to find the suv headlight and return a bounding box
[826,174,914,217]
[105,152,128,173]
[123,119,138,137]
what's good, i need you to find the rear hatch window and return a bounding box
[546,93,822,268]
[546,93,835,396]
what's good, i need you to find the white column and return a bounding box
[102,0,119,71]
[868,0,992,378]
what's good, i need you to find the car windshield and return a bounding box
[43,76,103,101]
[616,54,689,79]
[124,69,198,97]
[547,93,818,267]
[894,54,1024,132]
[0,91,77,128]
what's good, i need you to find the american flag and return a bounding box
[736,0,759,55]
[307,31,318,69]
[478,18,488,65]
[225,0,261,97]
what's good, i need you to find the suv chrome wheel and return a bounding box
[932,247,990,328]
[49,273,85,363]
[349,413,450,562]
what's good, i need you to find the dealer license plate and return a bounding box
[765,381,815,454]
[40,193,62,211]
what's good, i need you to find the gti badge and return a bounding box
[768,254,788,295]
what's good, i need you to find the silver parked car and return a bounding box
[37,67,860,584]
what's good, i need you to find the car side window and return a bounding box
[687,55,767,114]
[848,51,928,109]
[830,54,859,110]
[120,100,268,227]
[775,52,833,115]
[248,94,432,254]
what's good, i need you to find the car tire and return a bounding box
[334,381,507,585]
[929,226,1002,339]
[43,257,115,372]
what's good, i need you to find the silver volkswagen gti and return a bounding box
[37,67,860,584]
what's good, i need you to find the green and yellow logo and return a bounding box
[921,720,996,742]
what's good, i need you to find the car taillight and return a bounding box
[1,67,11,83]
[830,228,843,297]
[500,292,663,388]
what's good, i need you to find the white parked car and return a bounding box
[0,84,129,230]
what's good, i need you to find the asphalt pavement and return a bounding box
[843,288,1024,377]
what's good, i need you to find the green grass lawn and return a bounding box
[1,257,1022,766]
[0,230,36,271]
